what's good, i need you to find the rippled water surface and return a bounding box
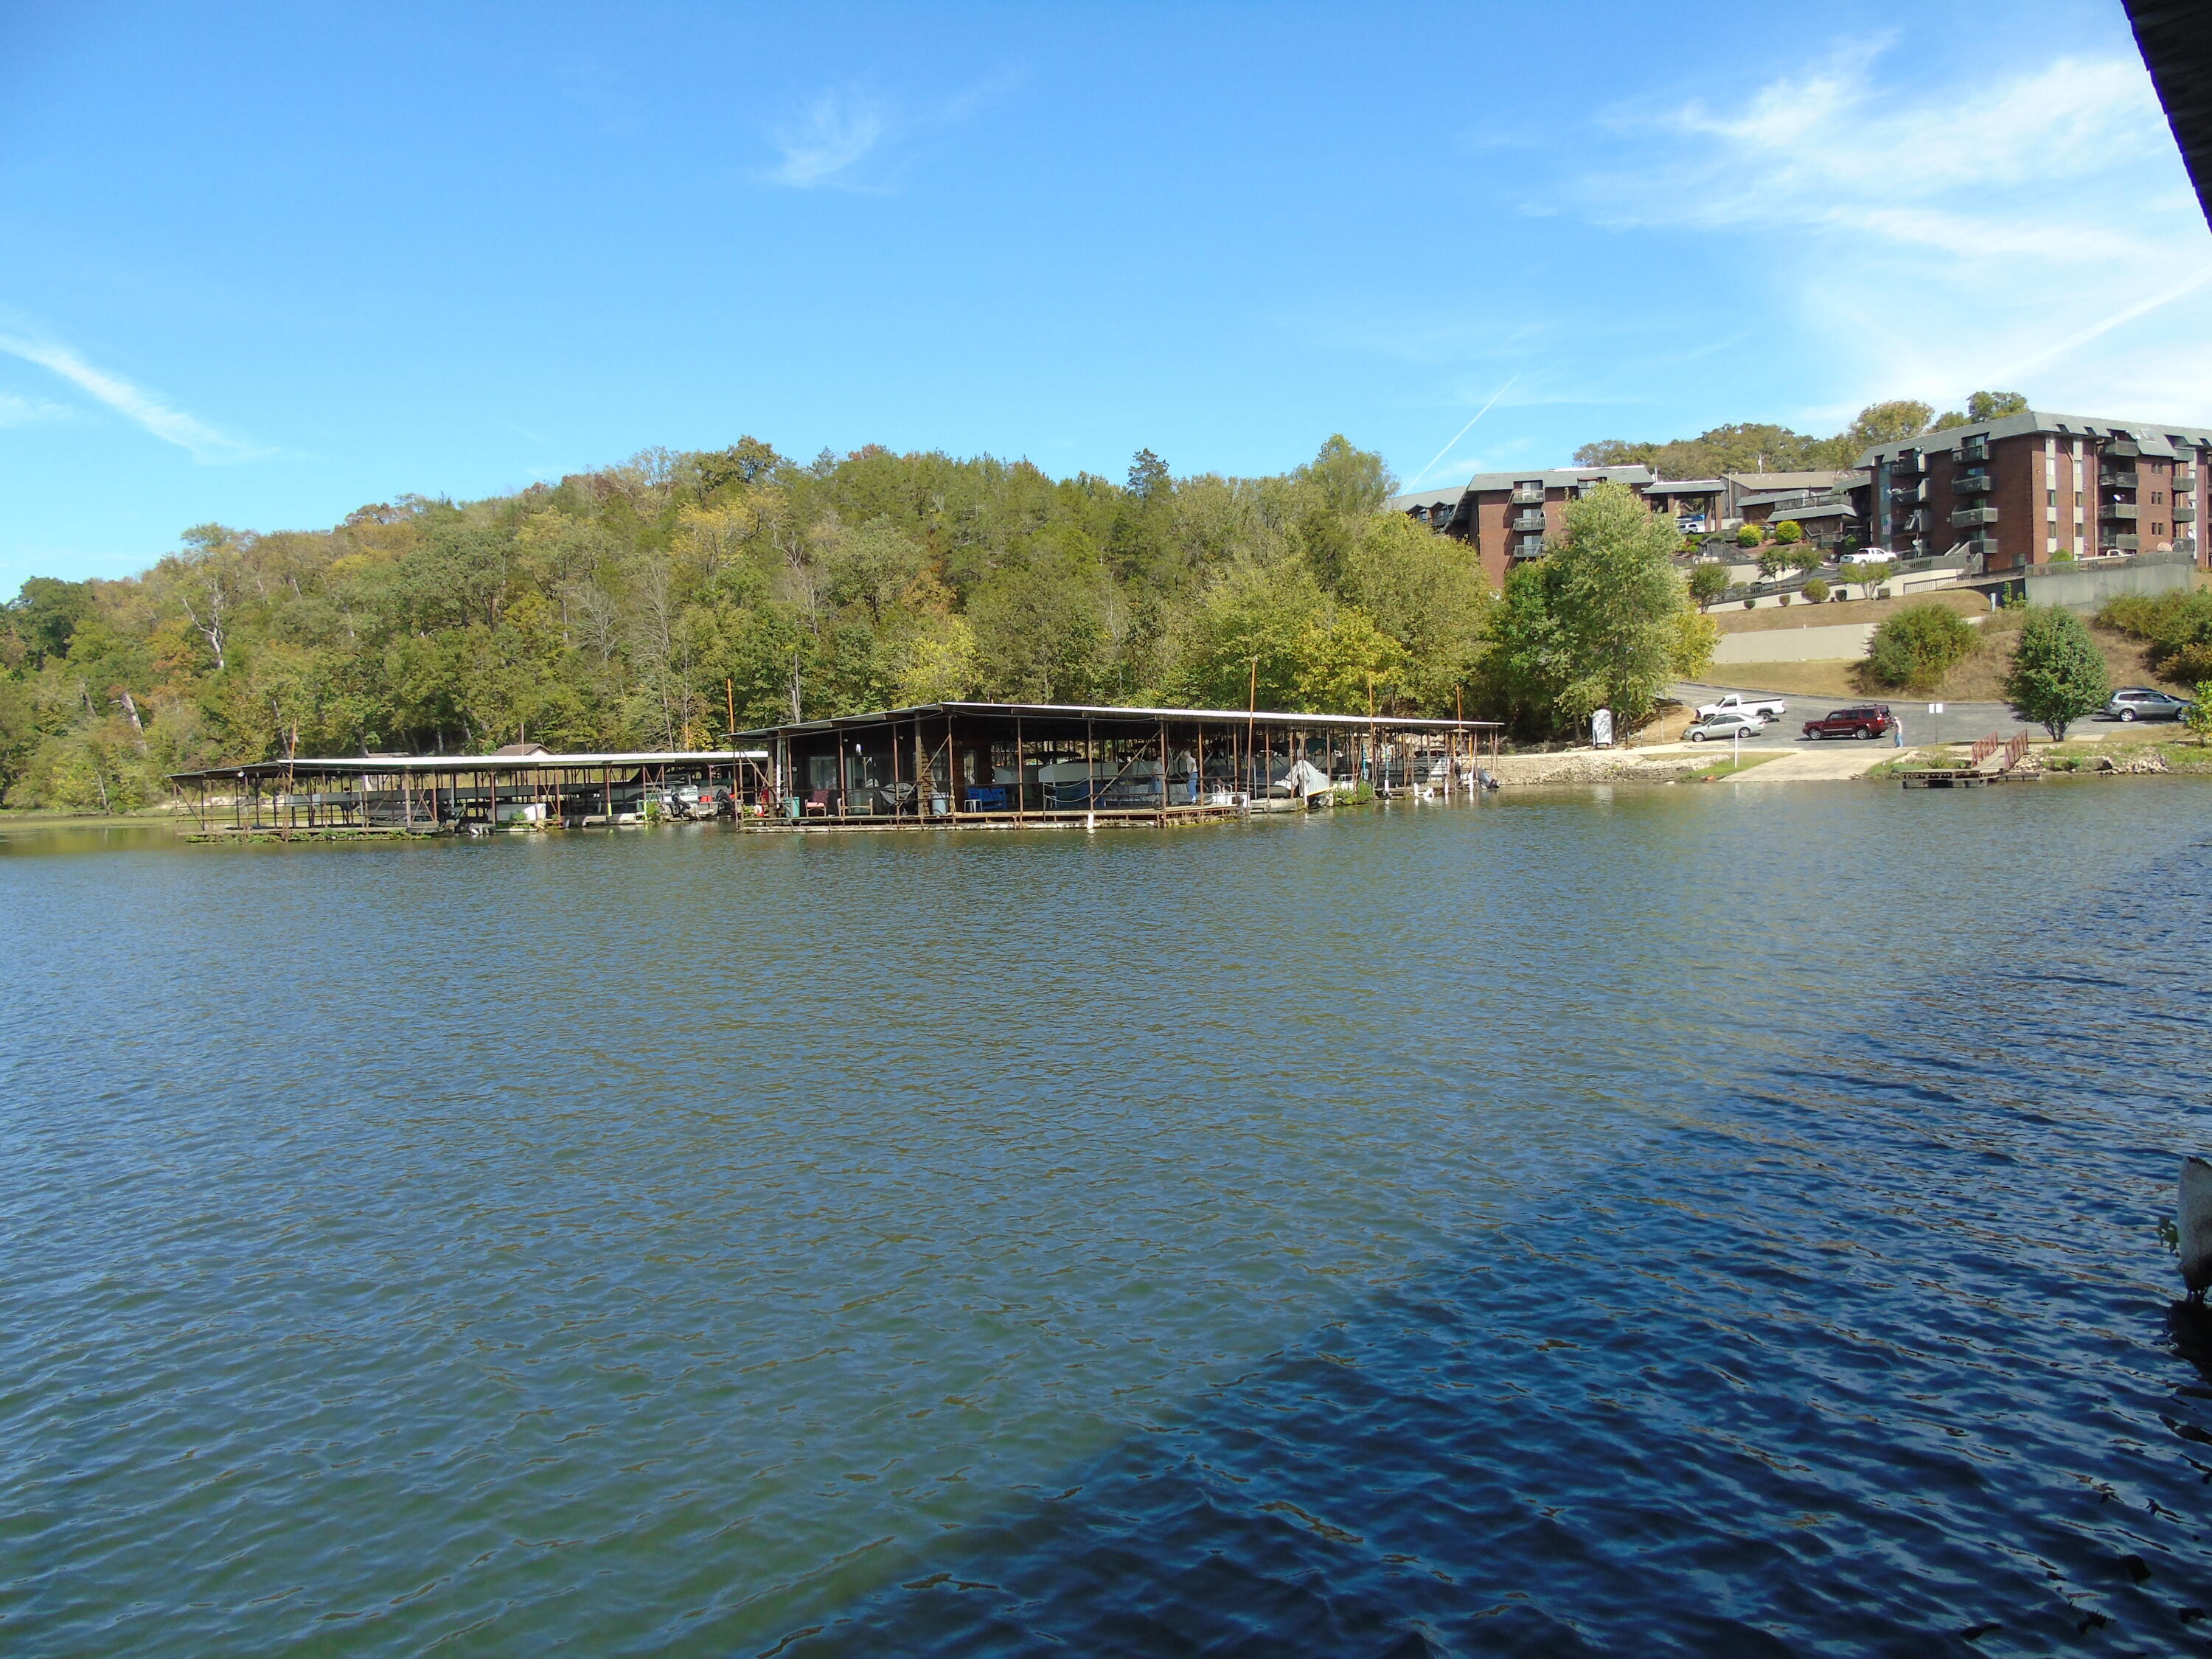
[6,782,2212,1657]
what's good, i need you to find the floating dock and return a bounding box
[728,700,1500,831]
[167,701,1504,837]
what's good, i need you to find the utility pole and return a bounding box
[1245,655,1260,797]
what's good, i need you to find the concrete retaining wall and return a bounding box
[1970,557,2197,612]
[1712,622,1877,663]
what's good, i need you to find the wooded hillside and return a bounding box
[0,436,1525,809]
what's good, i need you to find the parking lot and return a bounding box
[1669,682,2171,748]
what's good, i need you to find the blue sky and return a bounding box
[4,1,2207,585]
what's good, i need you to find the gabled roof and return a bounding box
[1859,411,2212,467]
[1461,465,1655,492]
[735,700,1497,741]
[1722,470,1860,491]
[1384,486,1470,513]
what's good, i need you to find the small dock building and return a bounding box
[170,746,768,835]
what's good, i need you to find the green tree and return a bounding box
[4,578,96,668]
[1290,606,1408,715]
[1339,512,1491,712]
[1169,559,1332,711]
[1534,481,1700,730]
[1864,602,1975,692]
[2184,684,2212,748]
[1849,560,1895,596]
[1688,563,1729,608]
[1846,400,1934,448]
[2003,605,2110,740]
[967,559,1111,704]
[1966,390,2028,422]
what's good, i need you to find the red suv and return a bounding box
[1801,704,1895,740]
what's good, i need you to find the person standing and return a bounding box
[1893,714,1905,748]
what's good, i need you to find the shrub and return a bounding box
[1735,524,1762,548]
[1774,520,1804,544]
[2185,686,2212,748]
[1865,601,1976,692]
[2170,641,2212,684]
[1742,598,1756,609]
[2098,590,2212,681]
[2003,605,2111,740]
[1779,592,1793,606]
[1802,577,1830,603]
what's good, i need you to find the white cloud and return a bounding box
[1580,45,2212,422]
[761,90,890,189]
[757,70,1023,192]
[0,330,270,462]
[0,390,72,428]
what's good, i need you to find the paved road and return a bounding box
[1668,681,2153,748]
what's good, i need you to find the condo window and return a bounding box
[2048,490,2056,507]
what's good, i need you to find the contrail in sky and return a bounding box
[1989,263,2212,383]
[1402,376,1517,492]
[0,326,269,463]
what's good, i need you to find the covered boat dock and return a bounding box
[169,746,770,836]
[737,700,1501,829]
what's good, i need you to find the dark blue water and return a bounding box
[4,782,2211,1656]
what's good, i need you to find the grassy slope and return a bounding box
[1708,615,2187,703]
[1706,589,1988,635]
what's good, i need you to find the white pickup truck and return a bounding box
[1695,692,1787,722]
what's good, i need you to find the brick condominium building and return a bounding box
[1391,408,2211,585]
[1855,410,2209,573]
[1388,465,1654,588]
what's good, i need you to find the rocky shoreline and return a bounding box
[1482,751,1717,787]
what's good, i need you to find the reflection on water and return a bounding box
[3,783,2209,1655]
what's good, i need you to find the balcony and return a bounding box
[1959,445,1989,466]
[2102,501,2139,521]
[2174,504,2197,522]
[1891,481,1928,504]
[2176,467,2197,490]
[1956,535,2000,561]
[1509,512,1545,532]
[1509,486,1545,504]
[1900,512,1928,534]
[1890,452,1925,476]
[1953,470,1993,494]
[1950,506,1999,527]
[2103,534,2140,552]
[2100,468,2138,489]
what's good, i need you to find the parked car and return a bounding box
[1686,712,1768,743]
[1801,703,1896,740]
[1695,692,1787,721]
[2104,687,2190,723]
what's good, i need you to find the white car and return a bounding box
[1694,692,1787,722]
[1686,712,1767,743]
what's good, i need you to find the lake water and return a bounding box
[5,782,2212,1657]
